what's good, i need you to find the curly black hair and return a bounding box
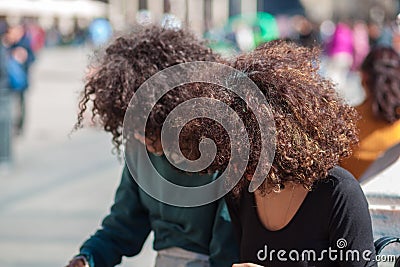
[361,46,400,123]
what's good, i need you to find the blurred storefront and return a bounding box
[302,0,399,22]
[107,0,399,33]
[107,0,231,34]
[0,0,398,35]
[0,0,107,25]
[0,0,108,45]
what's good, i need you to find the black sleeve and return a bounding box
[208,199,240,267]
[328,167,377,267]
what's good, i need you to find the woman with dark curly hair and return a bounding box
[66,25,239,267]
[224,41,376,267]
[341,46,400,179]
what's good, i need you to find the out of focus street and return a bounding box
[0,47,155,267]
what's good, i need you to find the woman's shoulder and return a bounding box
[314,166,366,200]
[327,165,357,184]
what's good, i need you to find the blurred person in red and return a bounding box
[25,21,46,53]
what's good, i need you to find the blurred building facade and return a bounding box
[0,0,107,42]
[0,0,398,35]
[108,0,399,34]
[108,0,231,34]
[302,0,399,22]
[0,0,107,25]
[107,0,305,33]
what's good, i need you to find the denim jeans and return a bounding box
[155,247,209,267]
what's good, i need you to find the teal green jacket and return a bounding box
[79,151,239,267]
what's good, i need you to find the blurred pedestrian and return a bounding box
[341,46,400,179]
[323,22,366,106]
[26,21,46,53]
[352,21,370,71]
[45,22,62,47]
[292,15,320,48]
[0,20,12,169]
[66,25,239,267]
[3,24,35,136]
[324,22,354,86]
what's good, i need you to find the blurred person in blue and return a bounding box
[0,20,12,168]
[0,20,8,88]
[88,18,113,47]
[66,25,239,267]
[3,23,35,136]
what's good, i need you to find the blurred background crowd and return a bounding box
[0,0,399,267]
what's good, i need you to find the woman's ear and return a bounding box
[360,71,370,98]
[360,71,368,91]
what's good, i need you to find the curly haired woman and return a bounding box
[65,25,239,267]
[224,41,377,267]
[341,46,400,179]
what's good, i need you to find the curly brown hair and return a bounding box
[74,25,222,152]
[229,40,359,195]
[361,46,400,123]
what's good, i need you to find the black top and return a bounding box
[225,166,377,267]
